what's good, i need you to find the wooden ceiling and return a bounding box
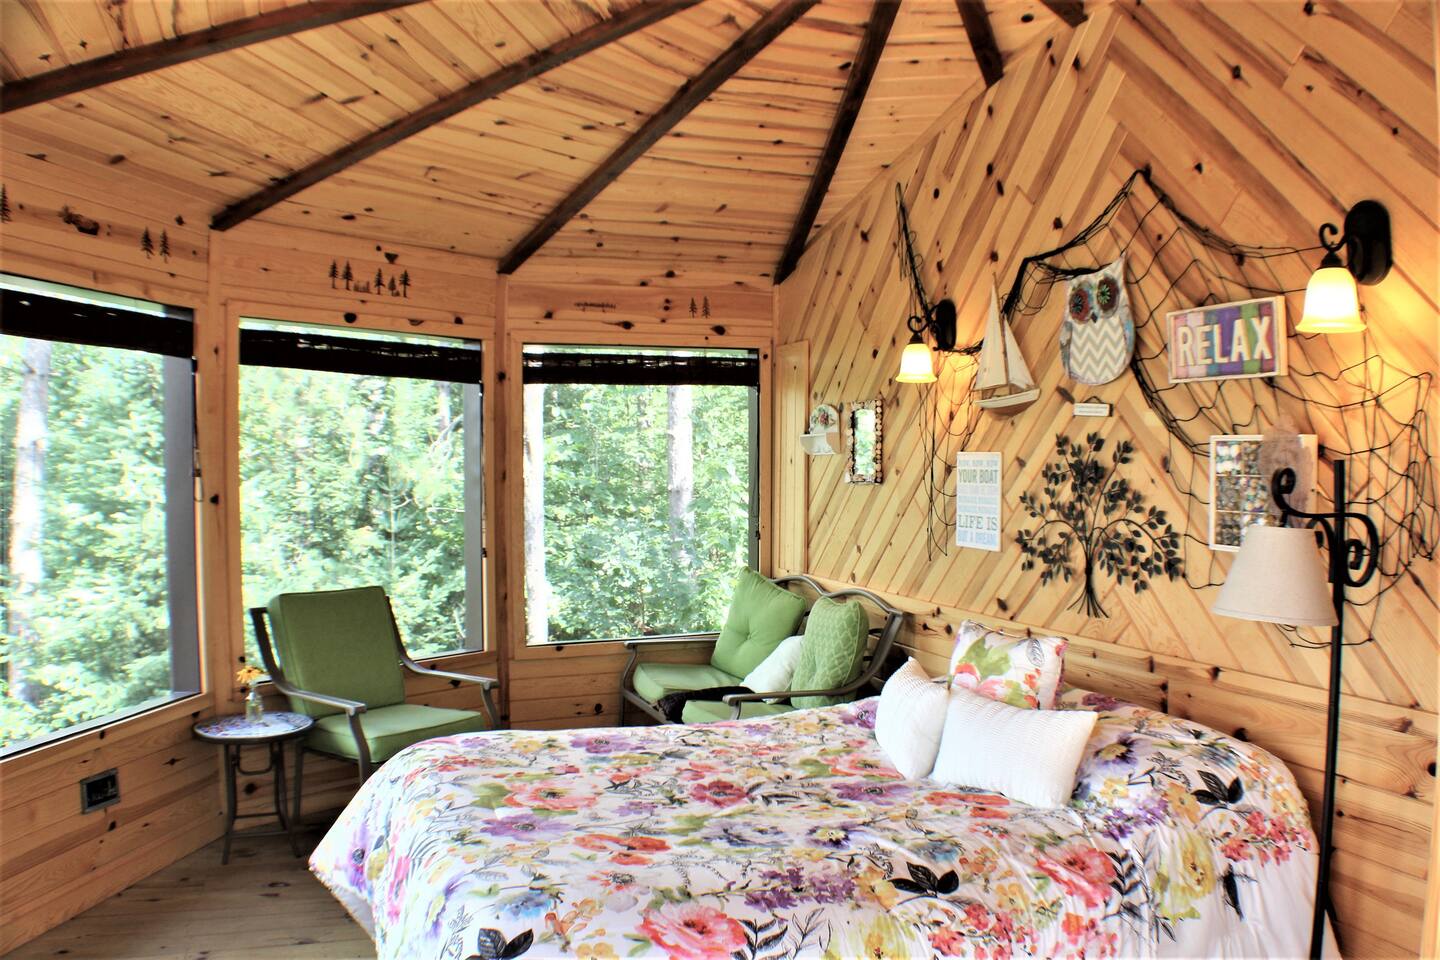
[0,0,1080,282]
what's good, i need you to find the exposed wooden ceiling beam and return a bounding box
[1039,1,1088,27]
[497,0,821,276]
[955,0,1003,88]
[774,0,898,285]
[211,0,700,232]
[1,1,423,114]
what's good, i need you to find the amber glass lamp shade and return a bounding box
[1297,255,1364,334]
[896,334,937,384]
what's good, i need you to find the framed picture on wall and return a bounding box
[955,452,1002,551]
[1209,433,1318,551]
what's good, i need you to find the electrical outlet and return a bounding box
[80,768,119,814]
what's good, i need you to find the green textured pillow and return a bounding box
[789,597,869,709]
[709,568,807,678]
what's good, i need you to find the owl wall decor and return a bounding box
[1059,256,1134,386]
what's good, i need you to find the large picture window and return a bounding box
[239,321,484,661]
[0,278,199,754]
[522,346,759,645]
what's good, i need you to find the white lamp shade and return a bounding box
[896,338,937,383]
[1212,525,1338,627]
[1297,264,1364,334]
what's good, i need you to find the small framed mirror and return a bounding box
[845,399,883,484]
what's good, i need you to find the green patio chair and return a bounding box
[250,586,499,823]
[619,572,904,724]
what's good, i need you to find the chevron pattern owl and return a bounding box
[1059,256,1134,386]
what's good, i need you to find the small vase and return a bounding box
[244,687,264,722]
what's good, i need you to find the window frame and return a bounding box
[0,277,201,759]
[235,313,491,661]
[513,336,769,656]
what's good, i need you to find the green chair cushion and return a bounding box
[789,596,869,709]
[632,662,743,704]
[268,587,406,718]
[710,568,807,679]
[681,699,796,724]
[308,703,488,763]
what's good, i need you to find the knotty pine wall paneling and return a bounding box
[775,5,1437,958]
[499,270,776,730]
[214,225,503,824]
[0,146,227,955]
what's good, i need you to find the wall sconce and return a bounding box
[895,299,956,384]
[1297,200,1391,335]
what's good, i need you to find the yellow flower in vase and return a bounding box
[236,665,266,720]
[235,665,265,690]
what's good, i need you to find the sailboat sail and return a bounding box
[975,285,1035,391]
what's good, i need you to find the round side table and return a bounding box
[193,711,314,864]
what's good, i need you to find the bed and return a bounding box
[311,691,1317,959]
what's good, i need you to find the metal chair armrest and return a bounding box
[269,678,367,716]
[722,679,866,705]
[621,633,719,650]
[403,662,498,689]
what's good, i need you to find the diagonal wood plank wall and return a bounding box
[775,4,1438,957]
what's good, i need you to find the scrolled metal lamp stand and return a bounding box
[1270,461,1380,960]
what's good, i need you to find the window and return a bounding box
[0,277,199,754]
[522,346,759,645]
[239,321,484,661]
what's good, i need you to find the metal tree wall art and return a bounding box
[1016,433,1183,618]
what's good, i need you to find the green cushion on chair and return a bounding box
[308,703,488,764]
[681,700,795,724]
[268,587,407,718]
[789,596,869,709]
[710,568,807,679]
[632,662,743,703]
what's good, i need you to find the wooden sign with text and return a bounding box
[1165,296,1286,383]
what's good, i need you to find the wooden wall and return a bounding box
[775,4,1438,958]
[497,259,777,730]
[0,144,777,948]
[0,136,224,955]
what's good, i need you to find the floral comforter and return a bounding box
[311,692,1317,960]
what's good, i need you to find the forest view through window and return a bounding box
[522,346,758,645]
[0,278,199,753]
[239,321,484,663]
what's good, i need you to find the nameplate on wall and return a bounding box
[955,452,1002,551]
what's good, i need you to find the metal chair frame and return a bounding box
[619,574,905,724]
[249,594,499,826]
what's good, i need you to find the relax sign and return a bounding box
[1165,296,1287,383]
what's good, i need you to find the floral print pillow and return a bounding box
[948,619,1067,709]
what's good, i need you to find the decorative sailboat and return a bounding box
[975,282,1040,415]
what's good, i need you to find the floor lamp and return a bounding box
[1212,461,1379,960]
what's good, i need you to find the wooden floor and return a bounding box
[6,826,375,960]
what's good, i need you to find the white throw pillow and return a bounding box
[873,658,949,779]
[930,685,1098,807]
[742,635,804,701]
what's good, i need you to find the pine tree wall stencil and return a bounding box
[1016,433,1183,618]
[158,230,170,261]
[140,227,153,257]
[329,260,339,288]
[0,185,11,223]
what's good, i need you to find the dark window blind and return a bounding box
[522,351,758,387]
[240,327,481,383]
[1,288,192,357]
